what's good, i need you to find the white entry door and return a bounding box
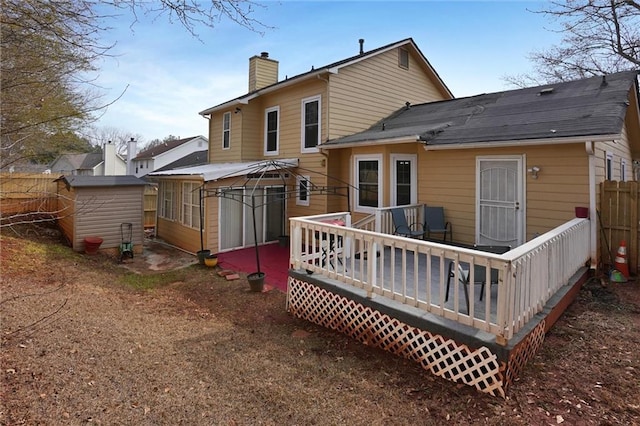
[476,157,524,248]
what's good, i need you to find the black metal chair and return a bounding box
[446,259,502,311]
[424,206,452,242]
[390,207,426,239]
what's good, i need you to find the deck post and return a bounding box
[292,223,302,269]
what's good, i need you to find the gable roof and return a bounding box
[134,136,206,160]
[322,70,640,149]
[199,38,453,116]
[55,175,147,188]
[154,150,209,172]
[50,153,103,170]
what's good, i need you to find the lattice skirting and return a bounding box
[287,276,546,398]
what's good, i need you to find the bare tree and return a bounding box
[505,0,639,87]
[86,126,145,155]
[1,0,268,170]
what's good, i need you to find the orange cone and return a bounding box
[614,240,630,279]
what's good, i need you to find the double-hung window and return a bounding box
[296,175,310,206]
[159,181,177,220]
[301,96,321,153]
[354,155,382,212]
[222,112,231,149]
[181,182,200,229]
[606,151,613,180]
[264,106,279,155]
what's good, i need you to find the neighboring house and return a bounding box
[131,136,209,177]
[321,70,640,265]
[153,150,209,172]
[50,142,126,176]
[150,38,453,254]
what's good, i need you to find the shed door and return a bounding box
[476,157,524,248]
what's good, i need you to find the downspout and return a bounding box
[586,141,597,269]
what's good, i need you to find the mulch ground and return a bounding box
[1,223,639,425]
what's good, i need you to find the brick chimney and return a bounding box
[248,52,278,92]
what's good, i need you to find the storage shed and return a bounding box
[55,175,146,254]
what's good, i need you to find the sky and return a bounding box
[92,0,562,146]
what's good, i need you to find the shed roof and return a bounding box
[149,158,299,183]
[322,70,639,148]
[55,175,147,188]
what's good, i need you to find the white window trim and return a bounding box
[296,175,310,206]
[180,182,201,229]
[620,158,627,181]
[159,181,177,221]
[222,112,231,150]
[390,154,417,206]
[264,106,280,156]
[606,151,613,181]
[353,154,383,213]
[301,95,321,153]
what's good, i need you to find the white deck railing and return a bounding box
[290,210,590,344]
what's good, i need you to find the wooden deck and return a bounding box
[287,210,592,397]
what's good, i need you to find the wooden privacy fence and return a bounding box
[143,184,157,229]
[599,180,638,274]
[0,173,58,218]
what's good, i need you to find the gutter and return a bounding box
[321,135,420,150]
[422,134,621,150]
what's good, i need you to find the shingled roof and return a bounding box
[199,38,452,116]
[134,136,204,160]
[322,70,639,149]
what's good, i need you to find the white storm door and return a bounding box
[476,157,524,248]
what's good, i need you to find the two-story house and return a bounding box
[150,38,452,254]
[132,135,209,178]
[50,141,127,176]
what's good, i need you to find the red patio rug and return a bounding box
[217,243,290,292]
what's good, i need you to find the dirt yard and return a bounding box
[1,224,639,425]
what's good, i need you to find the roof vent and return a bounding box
[359,38,364,55]
[601,75,608,87]
[538,87,554,96]
[261,52,269,58]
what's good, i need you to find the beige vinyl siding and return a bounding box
[156,177,206,254]
[205,192,218,253]
[157,217,202,254]
[72,186,145,252]
[210,108,243,163]
[419,144,590,245]
[56,183,76,244]
[328,48,449,139]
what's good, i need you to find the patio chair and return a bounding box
[446,260,500,312]
[423,206,452,242]
[390,207,426,239]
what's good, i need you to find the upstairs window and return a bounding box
[264,106,279,155]
[398,48,409,69]
[222,112,231,149]
[302,96,321,152]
